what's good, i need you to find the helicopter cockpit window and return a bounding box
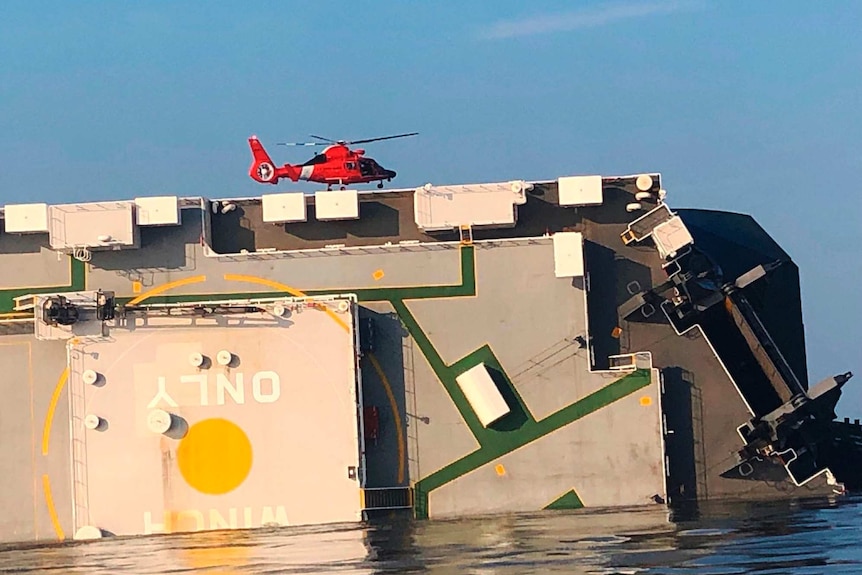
[302,154,328,166]
[359,158,375,176]
[345,162,356,171]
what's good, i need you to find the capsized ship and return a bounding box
[0,173,858,544]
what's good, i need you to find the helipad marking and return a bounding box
[41,474,65,540]
[177,418,253,495]
[222,274,349,333]
[127,275,207,306]
[367,353,405,483]
[41,368,69,456]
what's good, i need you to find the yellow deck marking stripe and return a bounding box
[223,274,350,333]
[0,312,32,318]
[367,353,406,484]
[41,368,68,456]
[127,275,207,305]
[222,274,305,297]
[41,474,65,540]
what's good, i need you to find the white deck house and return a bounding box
[413,181,530,232]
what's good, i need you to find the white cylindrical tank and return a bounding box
[84,414,102,430]
[82,370,99,385]
[189,352,204,368]
[636,175,653,191]
[626,202,643,213]
[217,350,233,366]
[635,191,652,201]
[147,409,173,435]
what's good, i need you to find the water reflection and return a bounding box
[0,496,859,574]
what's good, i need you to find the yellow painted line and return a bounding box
[223,274,306,297]
[41,474,65,541]
[42,368,69,456]
[367,353,405,484]
[495,464,506,476]
[132,280,142,294]
[223,274,350,333]
[0,311,32,318]
[127,275,207,305]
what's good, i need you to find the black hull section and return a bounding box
[614,205,860,498]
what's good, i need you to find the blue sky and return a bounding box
[1,2,859,413]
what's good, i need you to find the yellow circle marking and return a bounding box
[177,418,253,495]
[639,396,653,406]
[127,275,207,306]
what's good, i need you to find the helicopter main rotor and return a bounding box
[276,132,418,147]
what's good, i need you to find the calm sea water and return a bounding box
[2,496,860,574]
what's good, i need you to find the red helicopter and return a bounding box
[248,132,417,189]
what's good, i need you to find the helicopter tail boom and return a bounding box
[248,136,299,184]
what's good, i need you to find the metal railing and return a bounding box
[67,345,90,535]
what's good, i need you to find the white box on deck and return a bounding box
[553,231,585,278]
[413,182,527,231]
[455,363,510,427]
[558,175,603,206]
[3,203,49,233]
[314,190,359,220]
[134,196,180,226]
[262,192,308,223]
[49,202,137,250]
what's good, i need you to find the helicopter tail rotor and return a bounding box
[248,136,300,184]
